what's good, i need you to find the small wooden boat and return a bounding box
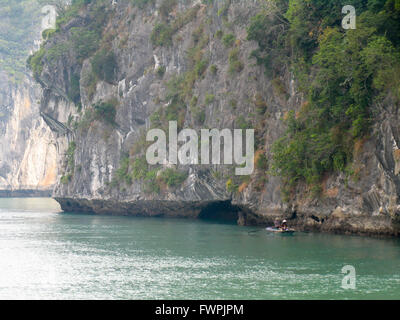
[266,227,295,234]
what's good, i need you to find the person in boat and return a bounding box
[280,220,288,231]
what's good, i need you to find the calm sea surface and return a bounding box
[0,198,399,299]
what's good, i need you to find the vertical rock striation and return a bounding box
[0,1,58,196]
[0,71,58,195]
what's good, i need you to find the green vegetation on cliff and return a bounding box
[61,141,76,184]
[28,0,111,87]
[150,4,200,47]
[158,168,188,188]
[27,0,400,203]
[93,98,118,125]
[247,0,400,198]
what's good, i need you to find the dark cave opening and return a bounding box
[198,201,240,223]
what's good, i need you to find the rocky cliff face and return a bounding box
[0,0,58,195]
[0,71,57,195]
[34,0,400,236]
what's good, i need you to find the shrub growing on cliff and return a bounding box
[215,30,223,39]
[71,27,102,62]
[42,28,56,41]
[205,93,215,105]
[191,107,206,125]
[61,173,73,184]
[151,23,173,47]
[27,48,45,80]
[68,73,81,105]
[66,141,76,171]
[218,0,231,18]
[61,142,76,185]
[91,49,118,83]
[210,64,218,75]
[151,5,200,47]
[93,98,118,126]
[131,157,148,180]
[144,178,161,194]
[226,178,238,193]
[158,168,187,188]
[46,42,70,64]
[246,3,289,75]
[228,48,243,74]
[222,33,236,48]
[54,0,92,30]
[115,156,132,185]
[156,65,166,78]
[235,116,250,130]
[255,152,268,171]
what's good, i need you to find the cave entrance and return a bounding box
[198,201,240,223]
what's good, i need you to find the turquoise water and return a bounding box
[0,198,399,300]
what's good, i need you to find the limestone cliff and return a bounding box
[32,0,400,236]
[0,1,58,195]
[0,71,58,195]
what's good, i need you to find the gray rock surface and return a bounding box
[36,0,400,236]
